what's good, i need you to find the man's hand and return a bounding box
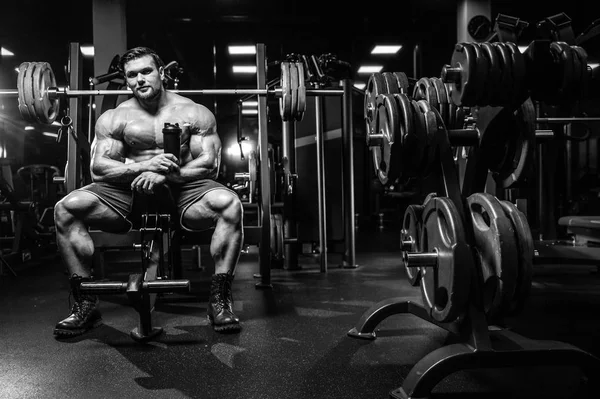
[143,154,180,174]
[131,171,167,194]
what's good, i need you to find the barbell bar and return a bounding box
[0,87,344,98]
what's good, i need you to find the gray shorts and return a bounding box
[77,179,235,232]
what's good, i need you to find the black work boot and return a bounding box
[53,275,102,338]
[207,273,241,332]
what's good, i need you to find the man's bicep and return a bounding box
[93,136,127,163]
[92,111,126,162]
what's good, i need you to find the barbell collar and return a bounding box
[404,251,438,268]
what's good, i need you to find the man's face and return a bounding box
[123,55,164,101]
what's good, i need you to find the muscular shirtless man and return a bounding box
[53,47,244,337]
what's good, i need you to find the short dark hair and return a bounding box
[119,47,165,72]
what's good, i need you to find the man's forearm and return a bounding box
[166,165,217,183]
[92,159,147,183]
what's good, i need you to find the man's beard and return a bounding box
[136,86,160,101]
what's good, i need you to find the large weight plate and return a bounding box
[420,197,472,323]
[499,200,533,317]
[382,72,400,93]
[478,42,502,106]
[17,62,36,123]
[447,43,478,106]
[23,62,39,123]
[373,93,400,185]
[481,98,536,188]
[415,100,439,177]
[393,93,424,179]
[413,78,439,112]
[402,204,424,286]
[467,192,519,320]
[32,62,59,124]
[505,42,528,105]
[279,62,292,121]
[468,43,490,106]
[364,73,388,138]
[549,42,575,104]
[409,99,429,175]
[492,42,513,106]
[430,77,449,128]
[393,72,410,94]
[296,61,307,121]
[288,62,299,122]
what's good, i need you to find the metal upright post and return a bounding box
[341,79,358,269]
[315,84,328,272]
[282,120,299,270]
[67,42,82,193]
[255,43,272,289]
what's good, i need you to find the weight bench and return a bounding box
[558,215,600,246]
[84,189,190,342]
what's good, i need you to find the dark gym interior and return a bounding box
[2,1,600,398]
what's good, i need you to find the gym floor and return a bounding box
[1,224,599,399]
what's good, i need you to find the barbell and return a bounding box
[3,61,343,126]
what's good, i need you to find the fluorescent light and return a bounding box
[589,63,599,69]
[80,45,94,57]
[357,65,383,74]
[242,101,258,107]
[233,65,256,74]
[228,46,256,55]
[1,47,14,56]
[518,46,528,53]
[242,109,258,115]
[43,132,58,138]
[25,126,35,131]
[51,121,61,126]
[354,82,366,90]
[371,45,402,55]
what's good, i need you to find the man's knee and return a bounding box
[214,191,243,225]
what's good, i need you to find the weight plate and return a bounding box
[415,99,439,177]
[382,72,400,93]
[296,61,306,121]
[468,43,490,106]
[467,192,519,320]
[420,197,472,323]
[505,42,528,105]
[430,77,449,128]
[364,73,388,143]
[393,93,423,179]
[479,42,502,106]
[448,43,478,106]
[17,62,36,123]
[492,42,514,106]
[288,62,299,122]
[373,93,400,185]
[409,99,429,175]
[549,41,575,104]
[402,204,424,286]
[23,62,40,123]
[279,62,292,121]
[393,72,410,94]
[499,200,534,317]
[413,77,439,112]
